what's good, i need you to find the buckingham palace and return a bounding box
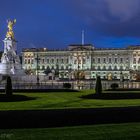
[22,44,140,81]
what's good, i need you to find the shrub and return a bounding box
[63,83,71,89]
[111,83,119,90]
[5,76,13,96]
[95,76,102,94]
[44,67,51,75]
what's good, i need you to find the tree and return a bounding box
[111,83,119,90]
[130,70,140,81]
[134,70,140,81]
[25,69,34,75]
[55,64,59,77]
[95,76,102,94]
[44,67,51,75]
[5,76,13,96]
[63,83,71,89]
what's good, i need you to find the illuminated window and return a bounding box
[42,59,45,63]
[120,66,123,70]
[24,59,27,64]
[103,58,106,63]
[114,65,117,70]
[109,58,111,63]
[92,66,95,70]
[115,58,117,63]
[66,59,68,63]
[28,59,30,64]
[83,58,86,64]
[42,65,45,70]
[47,59,49,63]
[138,58,140,63]
[55,64,58,69]
[126,66,129,70]
[103,66,106,70]
[61,66,64,70]
[109,65,112,70]
[134,65,136,70]
[52,59,54,63]
[31,59,33,64]
[126,58,129,63]
[57,59,59,63]
[47,66,50,69]
[98,58,100,63]
[79,59,81,64]
[133,58,136,64]
[97,66,100,70]
[120,58,123,63]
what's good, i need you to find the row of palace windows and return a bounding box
[44,65,69,70]
[24,58,69,64]
[25,57,140,65]
[46,58,68,64]
[93,65,128,70]
[74,59,86,64]
[133,53,140,56]
[26,65,70,70]
[133,65,140,70]
[24,59,34,64]
[25,57,129,64]
[133,58,140,64]
[93,58,129,63]
[26,65,128,71]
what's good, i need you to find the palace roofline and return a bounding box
[22,45,140,52]
[68,44,93,46]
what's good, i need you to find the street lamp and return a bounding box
[74,51,82,89]
[36,49,40,86]
[69,64,72,80]
[77,55,80,86]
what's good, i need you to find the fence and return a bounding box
[1,74,140,90]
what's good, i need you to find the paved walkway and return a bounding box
[0,106,140,128]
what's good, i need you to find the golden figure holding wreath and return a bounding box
[6,19,16,39]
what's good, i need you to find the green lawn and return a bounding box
[0,90,140,110]
[0,123,140,140]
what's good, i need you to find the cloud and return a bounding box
[64,0,140,37]
[105,0,140,22]
[66,0,140,21]
[0,0,140,50]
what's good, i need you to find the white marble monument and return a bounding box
[0,19,24,75]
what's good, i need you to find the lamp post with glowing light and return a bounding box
[36,49,40,86]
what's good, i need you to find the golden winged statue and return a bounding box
[6,19,16,39]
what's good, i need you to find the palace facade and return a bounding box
[22,44,140,80]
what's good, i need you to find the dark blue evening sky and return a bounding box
[0,0,140,52]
